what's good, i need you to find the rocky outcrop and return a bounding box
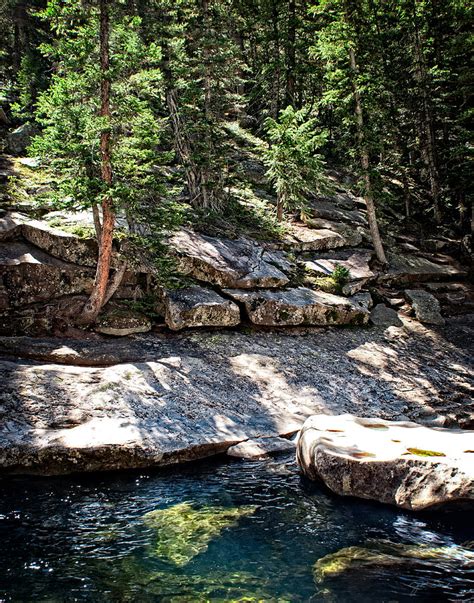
[170,229,290,289]
[297,414,474,510]
[225,287,371,326]
[405,289,445,325]
[6,124,38,155]
[164,286,241,331]
[310,196,367,226]
[226,436,296,459]
[370,303,402,327]
[0,314,472,474]
[380,253,467,285]
[96,306,152,336]
[1,212,100,267]
[302,249,374,295]
[278,223,362,252]
[0,241,95,307]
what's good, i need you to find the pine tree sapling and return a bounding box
[263,105,327,221]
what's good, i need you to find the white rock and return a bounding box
[297,414,474,510]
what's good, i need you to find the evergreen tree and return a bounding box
[31,0,169,323]
[263,105,327,221]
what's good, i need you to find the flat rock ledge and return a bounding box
[164,286,241,331]
[225,288,371,326]
[296,414,474,511]
[227,436,296,459]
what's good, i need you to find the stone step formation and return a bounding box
[0,177,470,335]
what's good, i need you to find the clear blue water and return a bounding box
[0,455,473,602]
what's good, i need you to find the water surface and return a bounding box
[1,456,473,602]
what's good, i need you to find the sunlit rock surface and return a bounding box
[227,436,295,459]
[170,228,290,289]
[297,414,474,510]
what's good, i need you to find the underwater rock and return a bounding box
[297,414,474,510]
[142,502,256,566]
[314,540,474,583]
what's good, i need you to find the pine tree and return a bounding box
[31,0,169,324]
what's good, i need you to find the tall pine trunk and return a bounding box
[412,3,442,225]
[345,0,387,266]
[79,0,116,324]
[285,0,296,107]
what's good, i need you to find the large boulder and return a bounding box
[0,241,95,307]
[297,414,474,510]
[370,303,403,327]
[310,197,367,226]
[4,212,100,267]
[164,286,241,331]
[405,289,445,325]
[6,123,38,155]
[170,229,290,289]
[277,222,362,252]
[224,287,371,326]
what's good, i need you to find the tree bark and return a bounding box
[271,0,281,118]
[285,0,296,107]
[411,0,442,224]
[348,44,387,265]
[276,191,284,221]
[79,0,117,324]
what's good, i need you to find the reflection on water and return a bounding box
[0,456,473,602]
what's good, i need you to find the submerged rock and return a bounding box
[227,436,295,459]
[314,541,474,583]
[224,287,370,327]
[170,229,290,289]
[405,289,445,325]
[164,286,240,331]
[142,502,256,566]
[297,414,474,510]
